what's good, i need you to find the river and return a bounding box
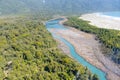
[45,18,106,80]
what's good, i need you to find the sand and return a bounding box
[49,18,120,80]
[80,13,120,30]
[56,39,71,57]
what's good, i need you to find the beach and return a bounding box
[80,13,120,30]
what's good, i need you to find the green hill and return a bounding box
[0,0,120,15]
[0,16,99,80]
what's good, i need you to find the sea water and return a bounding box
[102,11,120,18]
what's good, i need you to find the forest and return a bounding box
[64,17,120,64]
[0,16,99,80]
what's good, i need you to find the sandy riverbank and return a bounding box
[80,13,120,30]
[56,39,71,57]
[49,18,120,80]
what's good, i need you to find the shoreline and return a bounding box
[50,18,120,80]
[80,13,120,30]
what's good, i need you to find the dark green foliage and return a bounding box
[64,17,120,64]
[0,16,99,80]
[92,74,99,80]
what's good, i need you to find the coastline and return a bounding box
[50,18,120,80]
[80,13,120,30]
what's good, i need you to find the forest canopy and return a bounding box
[0,16,99,80]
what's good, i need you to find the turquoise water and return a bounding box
[102,11,120,17]
[46,19,106,80]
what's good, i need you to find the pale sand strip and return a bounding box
[56,39,72,57]
[80,13,120,30]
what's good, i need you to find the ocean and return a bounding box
[102,11,120,18]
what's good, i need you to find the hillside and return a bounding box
[0,0,120,80]
[0,16,99,80]
[0,0,120,15]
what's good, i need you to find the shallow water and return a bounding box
[102,11,120,18]
[46,19,106,80]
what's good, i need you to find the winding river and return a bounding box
[46,18,106,80]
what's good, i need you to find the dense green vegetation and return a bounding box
[64,17,120,64]
[0,16,99,80]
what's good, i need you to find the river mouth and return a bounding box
[46,18,106,80]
